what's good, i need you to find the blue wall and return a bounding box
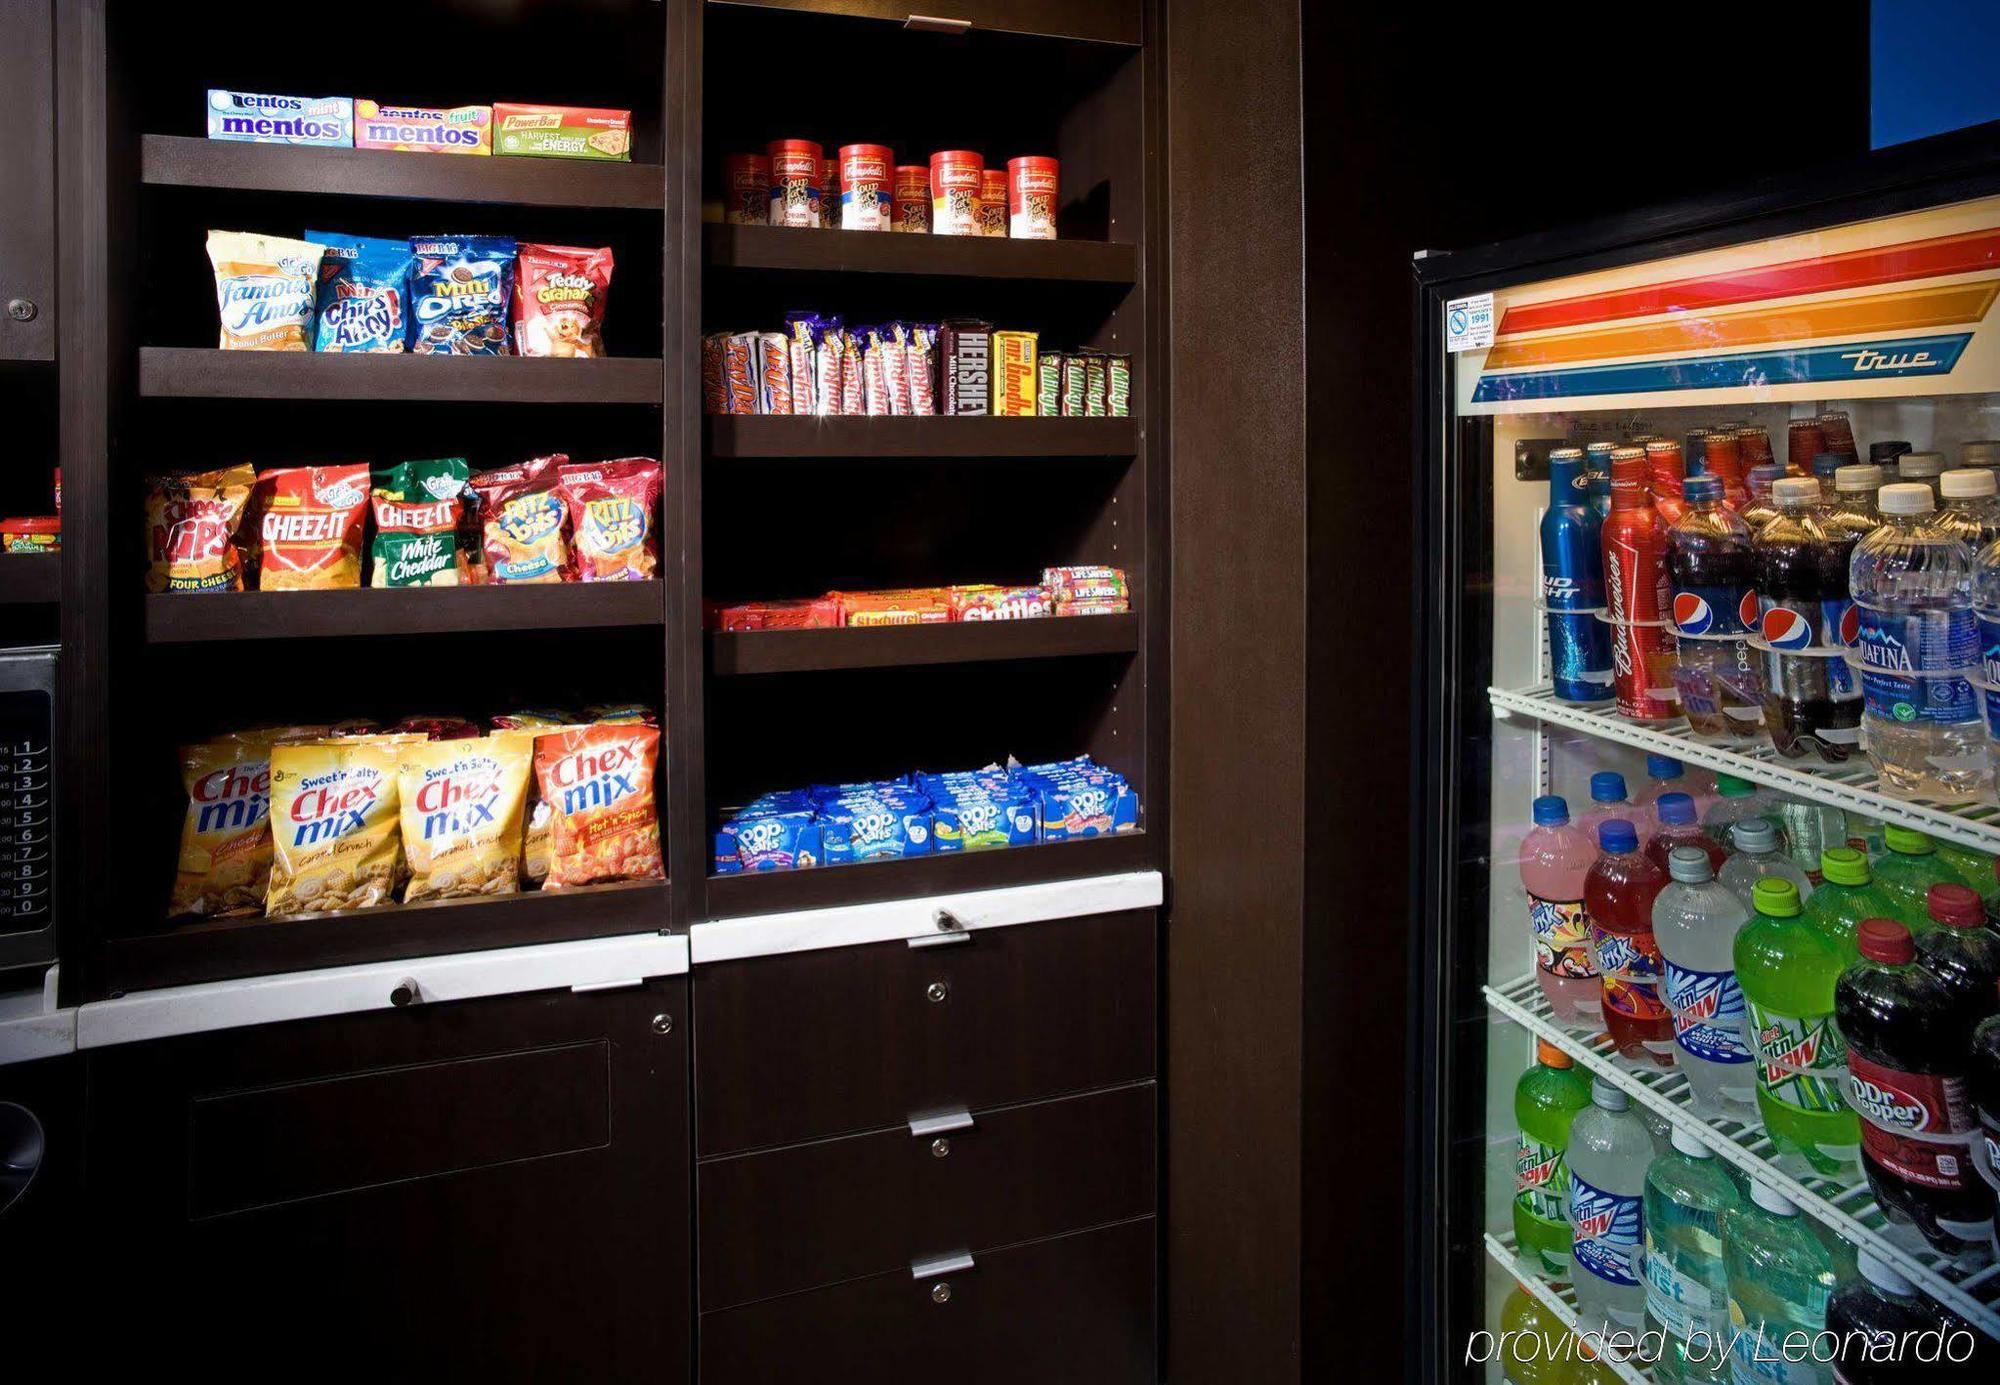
[1874,0,2000,148]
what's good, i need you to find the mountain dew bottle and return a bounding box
[1872,826,1960,931]
[1732,878,1861,1177]
[1513,1040,1593,1276]
[1798,847,1894,960]
[1932,837,2000,909]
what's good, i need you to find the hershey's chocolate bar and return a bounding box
[940,318,993,416]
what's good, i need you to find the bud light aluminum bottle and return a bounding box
[1603,447,1678,721]
[1584,441,1615,520]
[1541,449,1613,702]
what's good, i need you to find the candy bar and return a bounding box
[882,325,911,416]
[815,325,843,418]
[993,330,1038,416]
[723,332,757,414]
[1083,352,1109,416]
[714,599,840,631]
[783,314,820,415]
[950,584,1052,621]
[908,324,937,416]
[841,332,864,415]
[756,332,792,415]
[1037,353,1063,416]
[1106,352,1132,418]
[702,333,727,414]
[941,319,992,416]
[861,327,889,416]
[1060,353,1089,417]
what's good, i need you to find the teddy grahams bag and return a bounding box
[397,732,534,902]
[266,735,418,915]
[533,722,664,889]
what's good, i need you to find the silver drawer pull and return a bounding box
[911,1249,975,1279]
[907,908,970,948]
[905,14,972,34]
[907,1105,973,1138]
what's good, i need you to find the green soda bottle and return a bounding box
[1797,847,1894,961]
[1732,878,1861,1178]
[1870,825,1960,931]
[1513,1039,1593,1277]
[1497,1284,1572,1385]
[1932,838,2000,909]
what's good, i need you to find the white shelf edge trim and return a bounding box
[1483,974,2000,1338]
[691,869,1165,964]
[1490,684,2000,854]
[76,930,690,1050]
[0,966,75,1067]
[1481,1231,1651,1385]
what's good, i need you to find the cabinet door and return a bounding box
[712,0,1140,46]
[0,0,53,360]
[84,981,691,1381]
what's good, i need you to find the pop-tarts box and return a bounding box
[818,797,933,864]
[932,787,1040,852]
[724,813,823,872]
[206,90,353,147]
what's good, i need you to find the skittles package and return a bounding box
[308,231,411,353]
[407,235,516,354]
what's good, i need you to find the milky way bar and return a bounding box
[940,319,992,416]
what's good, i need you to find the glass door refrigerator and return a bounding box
[1413,136,2000,1383]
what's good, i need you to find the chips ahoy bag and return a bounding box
[308,232,410,353]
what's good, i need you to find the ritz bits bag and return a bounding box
[266,736,417,915]
[145,464,256,593]
[256,464,370,589]
[472,455,570,584]
[397,734,534,902]
[533,722,665,888]
[557,458,661,581]
[169,726,327,918]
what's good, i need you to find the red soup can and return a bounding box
[1007,156,1059,240]
[766,138,823,228]
[839,144,892,231]
[978,168,1008,237]
[726,153,770,225]
[929,150,983,236]
[893,166,930,232]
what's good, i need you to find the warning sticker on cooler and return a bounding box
[1445,293,1495,353]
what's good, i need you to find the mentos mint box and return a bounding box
[354,100,492,156]
[818,797,934,864]
[206,91,353,147]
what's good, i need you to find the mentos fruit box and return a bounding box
[354,101,492,156]
[493,103,633,161]
[206,91,353,147]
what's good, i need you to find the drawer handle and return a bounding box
[907,1106,974,1138]
[911,1249,975,1280]
[925,980,949,1004]
[904,14,972,34]
[908,908,970,949]
[389,977,422,1007]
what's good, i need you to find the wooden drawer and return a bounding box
[699,1079,1153,1310]
[711,0,1141,47]
[694,909,1154,1155]
[699,1215,1155,1385]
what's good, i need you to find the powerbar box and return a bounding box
[493,103,633,161]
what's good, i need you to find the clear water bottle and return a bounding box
[1722,1183,1837,1385]
[1825,463,1883,543]
[1898,449,1946,502]
[1851,483,1991,801]
[1655,847,1757,1118]
[1937,467,2000,548]
[1766,794,1847,884]
[1703,774,1782,852]
[1568,1078,1653,1335]
[1644,1127,1742,1385]
[1718,818,1814,911]
[1973,529,2000,771]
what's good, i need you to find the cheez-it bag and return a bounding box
[266,736,414,915]
[533,723,664,888]
[256,464,370,590]
[397,733,534,902]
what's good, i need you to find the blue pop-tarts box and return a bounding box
[727,812,823,872]
[207,90,354,146]
[932,789,1039,852]
[818,798,933,864]
[1032,775,1140,842]
[713,828,745,876]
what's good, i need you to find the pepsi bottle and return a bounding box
[1541,448,1613,702]
[1667,475,1762,741]
[1755,476,1862,761]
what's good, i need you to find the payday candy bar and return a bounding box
[992,330,1037,417]
[757,332,791,415]
[940,320,992,416]
[950,584,1052,621]
[701,332,727,414]
[723,332,757,414]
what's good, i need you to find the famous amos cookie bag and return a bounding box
[397,733,534,902]
[407,235,515,354]
[534,722,665,888]
[512,244,613,359]
[558,458,661,581]
[307,232,411,353]
[370,458,470,587]
[144,464,256,593]
[206,230,325,350]
[472,455,570,584]
[255,464,369,590]
[266,736,415,915]
[169,726,329,919]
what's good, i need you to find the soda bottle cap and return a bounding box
[1771,476,1821,505]
[1730,817,1780,853]
[1963,440,2000,466]
[1535,1039,1572,1068]
[1670,1126,1710,1158]
[1531,795,1570,826]
[1748,463,1784,485]
[1590,1077,1628,1110]
[1752,877,1801,917]
[1597,819,1638,853]
[1869,440,1913,464]
[1833,463,1884,492]
[1668,845,1714,882]
[1749,1181,1799,1216]
[1878,482,1935,515]
[1585,441,1616,456]
[1820,846,1871,886]
[1899,450,1945,477]
[1813,452,1846,479]
[1941,467,1997,499]
[1548,446,1583,461]
[1682,475,1722,503]
[1657,792,1696,826]
[1645,753,1683,779]
[1883,824,1933,856]
[1857,917,1915,963]
[1856,1249,1915,1295]
[1715,774,1754,798]
[1589,771,1627,804]
[1925,882,1985,928]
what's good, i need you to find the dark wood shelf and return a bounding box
[705,222,1138,283]
[711,612,1139,674]
[138,347,665,404]
[706,832,1151,918]
[0,554,58,605]
[141,134,665,210]
[705,414,1137,458]
[147,582,665,642]
[99,879,672,995]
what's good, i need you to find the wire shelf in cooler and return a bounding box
[1482,971,2000,1337]
[1489,683,2000,855]
[1481,1230,1653,1385]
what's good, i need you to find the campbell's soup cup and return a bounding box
[726,153,769,225]
[929,150,983,236]
[838,143,892,231]
[978,168,1008,237]
[892,166,930,232]
[765,138,822,227]
[1008,156,1059,240]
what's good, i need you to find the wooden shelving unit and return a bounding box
[0,554,58,605]
[711,613,1140,674]
[704,222,1138,282]
[146,582,666,643]
[138,347,666,404]
[705,414,1137,457]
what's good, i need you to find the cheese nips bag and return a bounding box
[397,734,534,902]
[266,736,410,915]
[513,243,613,358]
[169,727,326,918]
[207,230,325,350]
[472,455,570,584]
[533,723,664,888]
[256,464,370,589]
[558,458,661,581]
[144,463,256,593]
[371,457,470,586]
